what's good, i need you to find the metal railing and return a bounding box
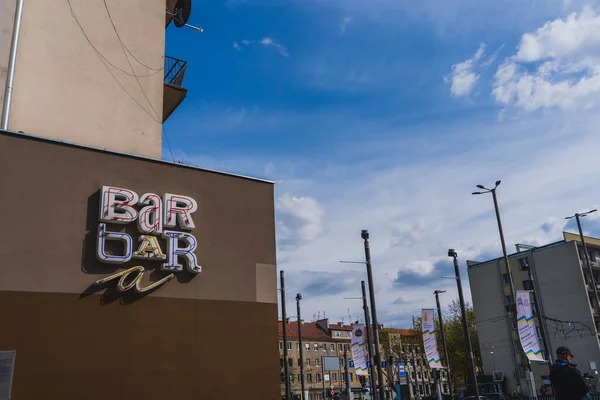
[164,55,187,87]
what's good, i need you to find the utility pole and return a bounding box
[362,281,376,396]
[473,181,526,390]
[448,249,480,399]
[410,336,420,399]
[434,290,453,398]
[361,230,385,400]
[281,271,291,399]
[297,293,306,400]
[345,346,352,400]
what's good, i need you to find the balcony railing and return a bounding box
[164,56,187,88]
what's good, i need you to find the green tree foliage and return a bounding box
[411,300,482,390]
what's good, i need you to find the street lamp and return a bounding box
[434,290,453,398]
[490,351,497,371]
[566,209,600,309]
[446,249,480,399]
[297,293,306,400]
[472,181,522,388]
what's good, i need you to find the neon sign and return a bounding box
[94,186,201,293]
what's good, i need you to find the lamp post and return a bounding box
[297,293,306,400]
[361,230,386,400]
[434,290,453,398]
[490,351,497,371]
[472,181,523,390]
[566,209,600,309]
[281,271,291,399]
[447,249,480,399]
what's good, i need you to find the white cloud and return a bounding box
[276,193,325,250]
[339,16,352,34]
[235,37,289,57]
[493,7,600,111]
[446,43,486,97]
[260,37,289,57]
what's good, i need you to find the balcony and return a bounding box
[163,56,188,122]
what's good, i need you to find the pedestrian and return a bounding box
[550,346,590,400]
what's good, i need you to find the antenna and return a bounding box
[166,0,204,33]
[348,308,352,323]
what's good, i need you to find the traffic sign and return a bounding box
[398,363,408,385]
[349,360,355,368]
[382,361,387,368]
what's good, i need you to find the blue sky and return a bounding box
[164,0,600,327]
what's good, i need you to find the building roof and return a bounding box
[278,321,345,342]
[381,327,417,336]
[329,322,353,331]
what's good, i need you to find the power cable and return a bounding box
[162,126,175,162]
[102,0,162,122]
[102,0,163,71]
[66,0,161,123]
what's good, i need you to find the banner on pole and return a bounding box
[421,309,442,369]
[351,324,369,375]
[516,290,545,361]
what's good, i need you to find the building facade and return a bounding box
[279,321,449,399]
[467,232,600,396]
[1,0,188,158]
[0,2,279,399]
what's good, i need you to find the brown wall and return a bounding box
[0,131,279,399]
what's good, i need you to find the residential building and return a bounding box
[467,232,600,396]
[279,320,363,399]
[1,0,187,158]
[380,327,450,398]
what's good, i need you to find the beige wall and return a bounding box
[1,0,164,158]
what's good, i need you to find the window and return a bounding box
[297,343,300,351]
[290,375,294,383]
[298,359,301,367]
[503,273,510,285]
[341,373,345,383]
[340,358,344,367]
[344,344,350,351]
[315,358,320,367]
[322,343,327,351]
[332,373,338,382]
[350,373,354,382]
[307,374,313,383]
[506,295,514,306]
[298,374,302,383]
[519,257,530,270]
[306,359,311,367]
[335,331,341,337]
[523,280,534,290]
[305,343,310,351]
[280,358,284,368]
[279,342,283,350]
[338,344,343,352]
[330,344,335,351]
[314,344,318,351]
[288,343,292,350]
[289,358,293,367]
[316,373,322,383]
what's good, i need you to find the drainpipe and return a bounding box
[1,0,24,130]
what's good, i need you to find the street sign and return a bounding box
[398,363,408,385]
[382,361,387,368]
[349,360,355,368]
[493,371,504,382]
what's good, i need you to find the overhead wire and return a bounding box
[102,0,162,122]
[66,0,162,123]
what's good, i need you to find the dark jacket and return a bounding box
[550,359,589,400]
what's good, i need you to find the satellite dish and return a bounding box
[173,0,192,27]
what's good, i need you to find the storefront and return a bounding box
[0,130,279,399]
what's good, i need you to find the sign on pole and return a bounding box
[351,324,369,375]
[421,309,443,369]
[398,363,408,385]
[516,290,545,361]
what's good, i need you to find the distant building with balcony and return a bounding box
[467,232,600,396]
[1,0,188,158]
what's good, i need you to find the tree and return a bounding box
[411,300,482,391]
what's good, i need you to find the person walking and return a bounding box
[550,346,590,400]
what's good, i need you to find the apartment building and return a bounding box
[467,232,600,396]
[1,0,188,158]
[279,320,363,399]
[380,328,450,398]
